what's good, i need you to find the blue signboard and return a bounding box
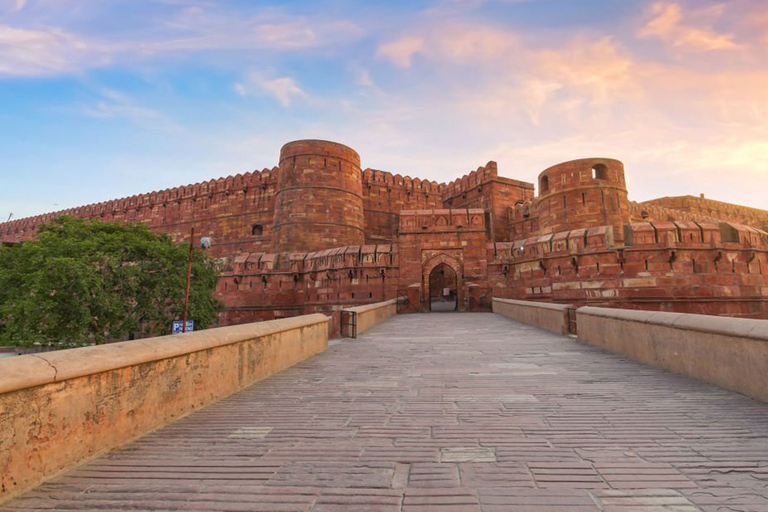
[172,320,195,334]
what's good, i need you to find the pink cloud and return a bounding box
[639,2,742,51]
[376,37,425,67]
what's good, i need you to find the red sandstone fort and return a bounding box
[2,139,767,330]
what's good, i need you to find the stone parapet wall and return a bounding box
[492,298,573,335]
[0,315,329,504]
[342,298,399,336]
[576,307,768,402]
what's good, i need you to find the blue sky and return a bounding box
[1,0,767,220]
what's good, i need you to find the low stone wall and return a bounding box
[493,298,573,335]
[577,307,768,402]
[342,298,399,336]
[0,314,329,504]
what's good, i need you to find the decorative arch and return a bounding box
[422,253,464,313]
[423,253,462,277]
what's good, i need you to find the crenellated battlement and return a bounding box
[1,138,766,323]
[362,168,445,194]
[0,166,280,244]
[638,196,768,230]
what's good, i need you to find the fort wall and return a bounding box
[640,195,768,231]
[361,169,445,243]
[1,139,767,325]
[0,167,281,258]
[489,221,768,318]
[441,161,535,242]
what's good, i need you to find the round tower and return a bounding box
[272,140,365,253]
[537,158,630,242]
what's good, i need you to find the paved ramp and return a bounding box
[5,313,768,511]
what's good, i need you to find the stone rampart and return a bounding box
[641,195,768,230]
[490,221,768,318]
[0,167,280,258]
[576,307,768,402]
[0,314,329,504]
[361,168,445,243]
[217,244,400,330]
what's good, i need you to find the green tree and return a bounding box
[0,216,221,347]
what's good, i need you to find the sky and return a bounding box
[1,0,767,221]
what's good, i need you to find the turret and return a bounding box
[537,158,630,243]
[272,140,365,253]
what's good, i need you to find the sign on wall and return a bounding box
[172,320,195,334]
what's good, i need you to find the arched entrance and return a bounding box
[429,263,458,312]
[422,253,463,313]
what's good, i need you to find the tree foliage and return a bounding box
[0,217,221,347]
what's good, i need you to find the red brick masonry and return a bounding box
[1,139,767,325]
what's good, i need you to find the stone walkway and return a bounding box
[5,313,768,511]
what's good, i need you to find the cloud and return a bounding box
[639,2,741,51]
[377,24,519,67]
[235,74,307,107]
[357,68,374,87]
[78,88,180,131]
[0,4,362,78]
[0,24,109,76]
[377,37,425,67]
[536,36,637,103]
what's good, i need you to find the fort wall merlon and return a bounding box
[0,166,281,251]
[640,195,768,231]
[0,140,517,250]
[489,220,768,317]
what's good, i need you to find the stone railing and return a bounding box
[0,314,329,504]
[577,307,768,402]
[493,298,575,335]
[341,298,400,337]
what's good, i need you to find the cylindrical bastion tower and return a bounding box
[272,140,365,253]
[537,158,631,243]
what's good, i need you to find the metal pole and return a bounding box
[182,227,194,333]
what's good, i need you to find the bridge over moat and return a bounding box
[4,313,768,512]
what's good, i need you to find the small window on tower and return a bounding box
[592,164,608,180]
[540,175,549,193]
[251,224,263,236]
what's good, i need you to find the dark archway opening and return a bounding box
[429,263,458,312]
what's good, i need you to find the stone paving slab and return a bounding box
[4,313,768,511]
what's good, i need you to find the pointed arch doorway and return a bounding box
[429,263,458,312]
[423,253,463,313]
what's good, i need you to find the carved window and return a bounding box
[251,224,263,236]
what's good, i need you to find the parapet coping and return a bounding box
[342,298,399,314]
[0,314,329,395]
[493,298,574,312]
[578,307,768,342]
